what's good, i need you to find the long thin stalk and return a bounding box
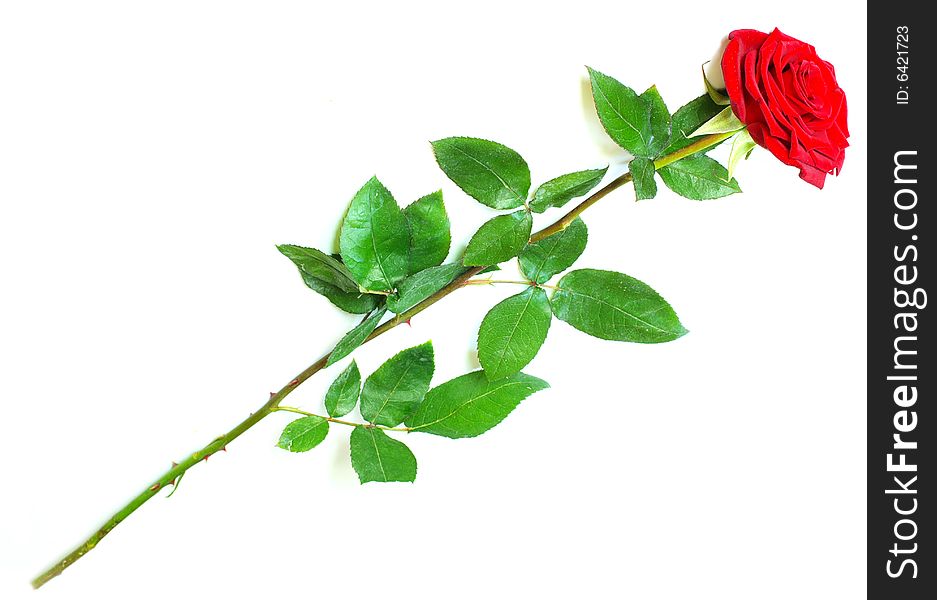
[31,130,733,589]
[273,406,412,432]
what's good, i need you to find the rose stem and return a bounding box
[31,131,733,589]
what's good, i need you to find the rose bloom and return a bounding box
[720,28,849,188]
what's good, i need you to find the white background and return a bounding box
[0,2,866,598]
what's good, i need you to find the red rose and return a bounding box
[720,28,849,188]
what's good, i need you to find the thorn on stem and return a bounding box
[289,379,299,386]
[269,392,276,399]
[405,318,412,327]
[149,483,161,491]
[171,461,178,468]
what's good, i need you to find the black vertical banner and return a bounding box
[868,3,933,598]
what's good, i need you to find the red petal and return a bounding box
[722,29,768,123]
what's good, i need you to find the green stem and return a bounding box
[462,278,533,286]
[30,354,331,589]
[273,406,412,432]
[463,279,561,291]
[530,132,734,243]
[32,129,732,590]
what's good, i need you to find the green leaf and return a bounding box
[528,167,607,213]
[518,218,588,284]
[349,426,417,484]
[664,94,725,155]
[689,105,744,137]
[702,64,731,106]
[478,287,552,381]
[277,244,359,292]
[640,85,671,158]
[291,262,381,314]
[277,416,329,452]
[339,177,410,292]
[727,128,757,181]
[658,154,741,200]
[463,210,532,267]
[407,371,549,438]
[387,263,464,314]
[327,307,386,366]
[431,137,530,210]
[587,67,650,157]
[629,157,657,201]
[404,191,451,274]
[325,361,361,418]
[360,341,434,427]
[551,269,687,343]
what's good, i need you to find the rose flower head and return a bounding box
[717,28,849,189]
